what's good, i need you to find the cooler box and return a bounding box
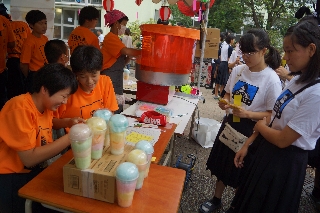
[136,81,175,105]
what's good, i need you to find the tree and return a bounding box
[169,4,193,27]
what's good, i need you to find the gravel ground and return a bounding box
[124,69,318,213]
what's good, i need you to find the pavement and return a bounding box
[124,68,318,213]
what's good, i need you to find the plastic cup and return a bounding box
[86,117,107,159]
[126,149,148,190]
[110,130,126,155]
[135,162,148,189]
[69,123,92,170]
[92,108,113,148]
[123,69,130,80]
[109,114,129,155]
[91,129,107,159]
[135,140,154,178]
[116,162,139,208]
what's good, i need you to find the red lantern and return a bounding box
[103,0,114,11]
[177,0,215,17]
[159,6,171,21]
[136,0,143,6]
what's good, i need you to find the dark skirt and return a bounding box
[231,140,308,213]
[215,61,229,86]
[308,137,320,169]
[206,114,256,188]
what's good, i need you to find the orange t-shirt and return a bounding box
[0,93,53,173]
[55,75,118,123]
[20,33,48,71]
[0,16,16,73]
[7,21,31,58]
[101,32,125,70]
[68,26,100,54]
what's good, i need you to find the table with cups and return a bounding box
[19,108,183,212]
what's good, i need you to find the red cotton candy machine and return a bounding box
[136,24,200,86]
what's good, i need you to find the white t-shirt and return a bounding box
[98,34,105,43]
[271,76,320,150]
[224,64,282,114]
[220,41,232,62]
[228,50,244,66]
[121,35,133,48]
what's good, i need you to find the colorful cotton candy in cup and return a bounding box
[69,123,92,141]
[86,117,107,132]
[126,149,148,165]
[93,109,113,122]
[116,162,139,181]
[109,114,129,133]
[135,140,154,155]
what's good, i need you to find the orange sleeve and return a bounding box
[1,108,37,151]
[101,75,119,112]
[105,33,125,58]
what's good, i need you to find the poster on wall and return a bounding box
[10,0,55,39]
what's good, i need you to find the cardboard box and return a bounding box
[195,28,220,59]
[63,144,135,203]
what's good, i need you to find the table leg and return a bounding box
[162,135,175,167]
[25,199,33,213]
[188,108,197,139]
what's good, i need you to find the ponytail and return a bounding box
[265,46,281,70]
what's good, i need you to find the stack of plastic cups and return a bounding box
[135,140,154,178]
[126,149,148,190]
[109,114,129,155]
[69,123,92,169]
[92,108,113,148]
[86,117,107,159]
[115,162,139,207]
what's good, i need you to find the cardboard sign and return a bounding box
[195,28,220,59]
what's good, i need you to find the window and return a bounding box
[53,7,102,40]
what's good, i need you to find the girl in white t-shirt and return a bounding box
[200,29,282,213]
[229,20,320,213]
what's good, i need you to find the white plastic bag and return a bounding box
[192,117,221,148]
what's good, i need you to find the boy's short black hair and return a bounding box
[225,34,235,44]
[25,10,46,26]
[45,39,68,63]
[79,6,99,26]
[70,45,103,74]
[33,63,78,96]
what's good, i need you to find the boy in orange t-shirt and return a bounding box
[20,10,48,93]
[53,45,118,131]
[101,9,141,114]
[68,6,100,54]
[0,63,78,213]
[0,4,31,100]
[0,5,16,109]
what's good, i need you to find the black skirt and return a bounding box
[206,114,256,188]
[231,140,308,213]
[215,61,229,86]
[308,137,320,169]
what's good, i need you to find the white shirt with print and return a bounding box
[271,76,320,150]
[224,64,282,115]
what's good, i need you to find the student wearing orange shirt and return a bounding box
[20,10,48,93]
[53,45,118,131]
[68,6,100,55]
[44,39,69,65]
[0,4,31,100]
[0,63,78,213]
[101,9,141,113]
[0,5,16,109]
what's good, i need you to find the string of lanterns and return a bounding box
[102,0,214,20]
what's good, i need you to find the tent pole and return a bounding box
[197,2,209,89]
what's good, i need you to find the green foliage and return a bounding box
[169,4,193,27]
[127,19,155,48]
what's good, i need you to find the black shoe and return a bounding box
[199,199,221,213]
